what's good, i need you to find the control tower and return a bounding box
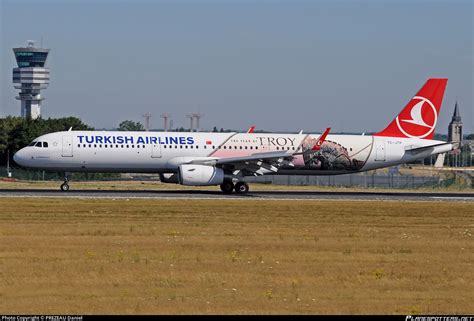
[12,41,50,119]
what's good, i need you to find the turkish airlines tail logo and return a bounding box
[401,100,431,127]
[375,78,448,139]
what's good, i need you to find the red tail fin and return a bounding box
[375,78,447,139]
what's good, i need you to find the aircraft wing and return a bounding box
[215,151,292,165]
[190,127,331,176]
[217,151,296,176]
[190,151,295,176]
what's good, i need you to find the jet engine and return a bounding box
[178,164,225,186]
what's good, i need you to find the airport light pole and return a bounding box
[142,113,152,131]
[186,114,194,132]
[192,113,204,132]
[160,113,171,131]
[6,149,11,178]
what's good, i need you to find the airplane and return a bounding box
[13,78,453,194]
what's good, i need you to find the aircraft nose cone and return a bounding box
[13,149,27,166]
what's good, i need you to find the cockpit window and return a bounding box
[35,142,43,147]
[28,141,37,146]
[43,142,48,148]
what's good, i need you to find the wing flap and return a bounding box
[215,151,292,165]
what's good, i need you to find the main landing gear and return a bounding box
[60,173,71,192]
[219,181,249,194]
[234,181,249,194]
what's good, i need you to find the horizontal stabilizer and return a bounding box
[404,143,452,154]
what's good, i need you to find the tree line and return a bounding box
[0,116,93,166]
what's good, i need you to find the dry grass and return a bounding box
[0,198,473,314]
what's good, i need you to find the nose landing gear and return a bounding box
[60,173,71,192]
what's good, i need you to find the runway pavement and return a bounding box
[0,188,473,201]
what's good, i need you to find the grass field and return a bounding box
[0,198,473,314]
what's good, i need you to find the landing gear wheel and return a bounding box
[60,183,70,192]
[61,172,71,192]
[235,182,249,194]
[220,181,234,194]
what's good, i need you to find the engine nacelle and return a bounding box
[159,173,179,184]
[178,164,225,186]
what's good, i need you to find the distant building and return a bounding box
[447,101,462,148]
[445,101,473,167]
[12,41,50,120]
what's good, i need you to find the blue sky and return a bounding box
[1,0,472,133]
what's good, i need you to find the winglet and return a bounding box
[311,127,331,151]
[247,125,256,133]
[68,127,73,132]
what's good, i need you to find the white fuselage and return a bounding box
[14,130,451,177]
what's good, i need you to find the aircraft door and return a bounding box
[62,135,73,157]
[374,140,386,161]
[151,142,162,158]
